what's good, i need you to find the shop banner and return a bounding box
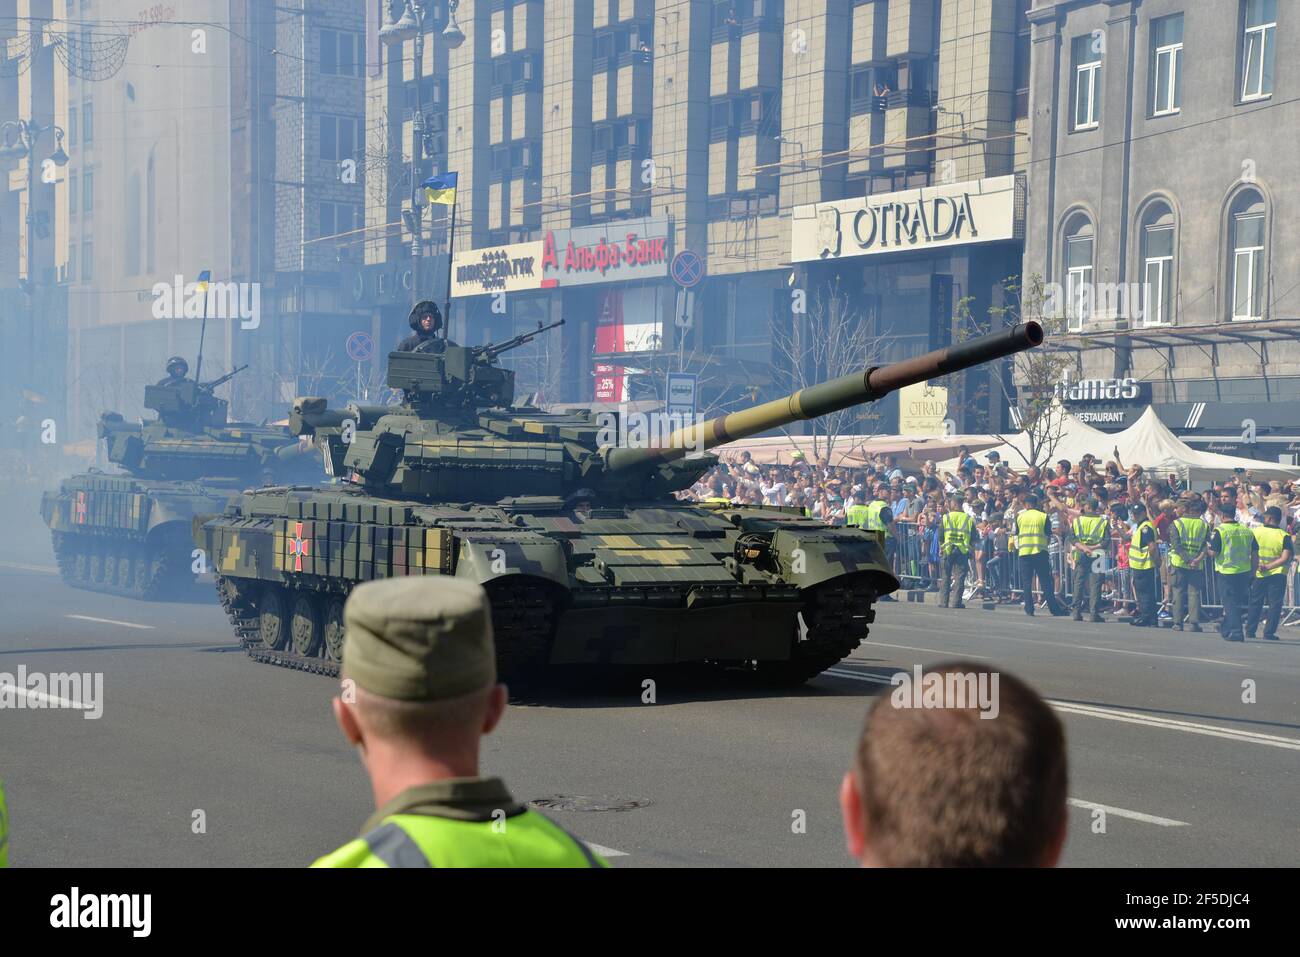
[791,175,1020,263]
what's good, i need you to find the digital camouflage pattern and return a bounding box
[196,323,1042,683]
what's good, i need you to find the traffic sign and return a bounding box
[670,249,705,288]
[346,331,374,362]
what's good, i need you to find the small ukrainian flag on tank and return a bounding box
[421,173,458,206]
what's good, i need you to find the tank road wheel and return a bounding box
[88,542,105,585]
[290,592,324,658]
[322,596,346,662]
[71,539,90,584]
[130,546,151,598]
[258,585,291,651]
[752,582,877,687]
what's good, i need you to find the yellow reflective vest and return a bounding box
[312,810,609,869]
[1214,522,1255,575]
[1015,509,1049,556]
[1128,521,1156,571]
[941,510,974,555]
[1253,526,1289,578]
[1169,517,1208,569]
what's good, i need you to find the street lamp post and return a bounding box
[1,119,69,295]
[381,0,464,313]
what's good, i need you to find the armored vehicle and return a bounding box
[42,368,317,599]
[196,320,1042,683]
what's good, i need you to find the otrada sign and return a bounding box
[791,175,1020,262]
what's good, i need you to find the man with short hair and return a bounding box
[1168,496,1209,632]
[1245,506,1292,641]
[840,661,1068,867]
[1070,498,1108,623]
[939,493,976,609]
[313,578,608,867]
[1207,502,1259,643]
[1016,493,1067,616]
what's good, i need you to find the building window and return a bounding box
[81,240,92,281]
[1230,194,1266,321]
[1063,215,1094,330]
[1151,15,1183,117]
[320,29,362,77]
[1140,208,1175,327]
[319,115,359,162]
[1071,36,1101,131]
[1241,0,1276,101]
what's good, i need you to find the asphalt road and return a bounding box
[2,530,1297,868]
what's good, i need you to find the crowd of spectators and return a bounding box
[683,444,1300,613]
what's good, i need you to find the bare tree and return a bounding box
[770,277,889,462]
[953,274,1074,470]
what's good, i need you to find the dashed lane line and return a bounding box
[822,668,1300,751]
[65,614,156,631]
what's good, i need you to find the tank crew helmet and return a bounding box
[165,356,189,378]
[408,300,443,334]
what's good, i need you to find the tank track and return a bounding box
[218,576,557,682]
[750,580,877,686]
[51,531,192,601]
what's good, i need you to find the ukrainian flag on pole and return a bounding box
[422,172,458,206]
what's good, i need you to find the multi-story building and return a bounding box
[1025,0,1300,462]
[356,0,1032,433]
[4,0,367,443]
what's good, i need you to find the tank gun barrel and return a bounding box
[603,321,1044,473]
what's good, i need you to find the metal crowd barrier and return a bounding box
[884,519,1298,627]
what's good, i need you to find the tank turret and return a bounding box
[291,321,1042,503]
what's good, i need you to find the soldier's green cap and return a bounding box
[342,578,496,701]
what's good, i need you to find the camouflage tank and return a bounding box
[196,320,1042,684]
[41,366,318,599]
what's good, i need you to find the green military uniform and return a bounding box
[1070,512,1108,621]
[938,508,975,609]
[1168,514,1208,630]
[312,577,607,868]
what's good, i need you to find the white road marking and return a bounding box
[587,843,628,858]
[884,618,1247,668]
[863,640,992,660]
[65,614,155,631]
[0,560,59,574]
[822,668,1300,751]
[1067,799,1189,827]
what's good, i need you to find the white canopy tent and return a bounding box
[935,411,1115,474]
[1113,407,1300,483]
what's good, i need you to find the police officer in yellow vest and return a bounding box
[1245,506,1292,641]
[850,485,897,601]
[1070,498,1108,623]
[1207,501,1259,643]
[938,494,975,609]
[1168,495,1209,633]
[313,578,608,868]
[1127,502,1159,628]
[1015,494,1066,617]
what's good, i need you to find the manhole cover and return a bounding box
[528,795,652,812]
